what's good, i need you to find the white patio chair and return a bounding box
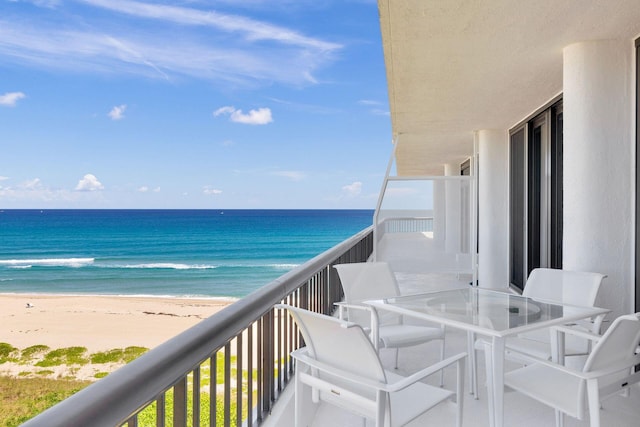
[277,304,466,427]
[470,268,606,397]
[502,312,640,427]
[333,262,446,375]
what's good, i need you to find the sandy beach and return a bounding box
[0,293,235,352]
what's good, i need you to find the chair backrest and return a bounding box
[334,262,401,302]
[334,262,402,326]
[584,313,640,374]
[281,305,387,385]
[523,268,605,307]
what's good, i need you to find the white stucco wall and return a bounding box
[563,40,633,319]
[477,130,510,289]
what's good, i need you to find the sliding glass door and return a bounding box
[510,102,563,291]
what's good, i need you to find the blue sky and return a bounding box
[0,0,391,209]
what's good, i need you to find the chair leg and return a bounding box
[586,379,601,427]
[393,348,399,369]
[455,358,465,427]
[467,331,478,399]
[439,336,446,387]
[375,391,385,427]
[295,372,303,427]
[554,410,564,427]
[482,341,495,427]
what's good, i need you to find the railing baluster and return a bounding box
[256,317,263,422]
[224,343,231,427]
[277,305,283,392]
[174,377,187,427]
[157,393,165,427]
[264,309,275,412]
[236,332,243,427]
[211,352,217,427]
[247,323,254,427]
[193,366,200,427]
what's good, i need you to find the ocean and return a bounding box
[0,209,373,299]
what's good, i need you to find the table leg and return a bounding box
[552,328,566,427]
[491,337,505,427]
[551,328,565,364]
[467,331,478,397]
[482,340,495,427]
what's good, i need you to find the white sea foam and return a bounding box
[0,258,95,267]
[269,263,300,270]
[120,263,217,270]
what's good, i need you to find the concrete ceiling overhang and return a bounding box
[378,0,640,176]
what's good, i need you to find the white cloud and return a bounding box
[271,171,305,181]
[213,106,236,117]
[0,176,9,181]
[138,185,161,193]
[0,1,341,86]
[108,104,127,120]
[0,176,106,204]
[78,0,340,51]
[358,99,389,116]
[75,174,104,191]
[0,92,26,107]
[342,181,362,197]
[231,108,273,125]
[24,1,61,8]
[203,187,222,195]
[22,178,43,190]
[213,106,273,125]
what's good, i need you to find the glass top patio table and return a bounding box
[366,287,609,338]
[367,287,609,427]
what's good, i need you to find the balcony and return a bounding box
[20,218,640,426]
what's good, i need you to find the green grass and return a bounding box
[90,346,148,364]
[20,345,50,363]
[123,346,148,362]
[0,376,91,427]
[35,347,89,367]
[0,343,19,363]
[0,343,153,425]
[0,344,273,426]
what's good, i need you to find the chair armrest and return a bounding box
[292,348,467,394]
[505,347,640,380]
[334,301,375,314]
[291,348,388,390]
[552,324,602,342]
[334,301,381,343]
[385,352,467,392]
[561,313,607,334]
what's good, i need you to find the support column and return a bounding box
[444,163,462,254]
[477,130,509,289]
[433,177,446,249]
[563,40,632,319]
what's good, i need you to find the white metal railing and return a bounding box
[378,216,434,234]
[22,227,373,427]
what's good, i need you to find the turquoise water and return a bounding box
[0,210,373,298]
